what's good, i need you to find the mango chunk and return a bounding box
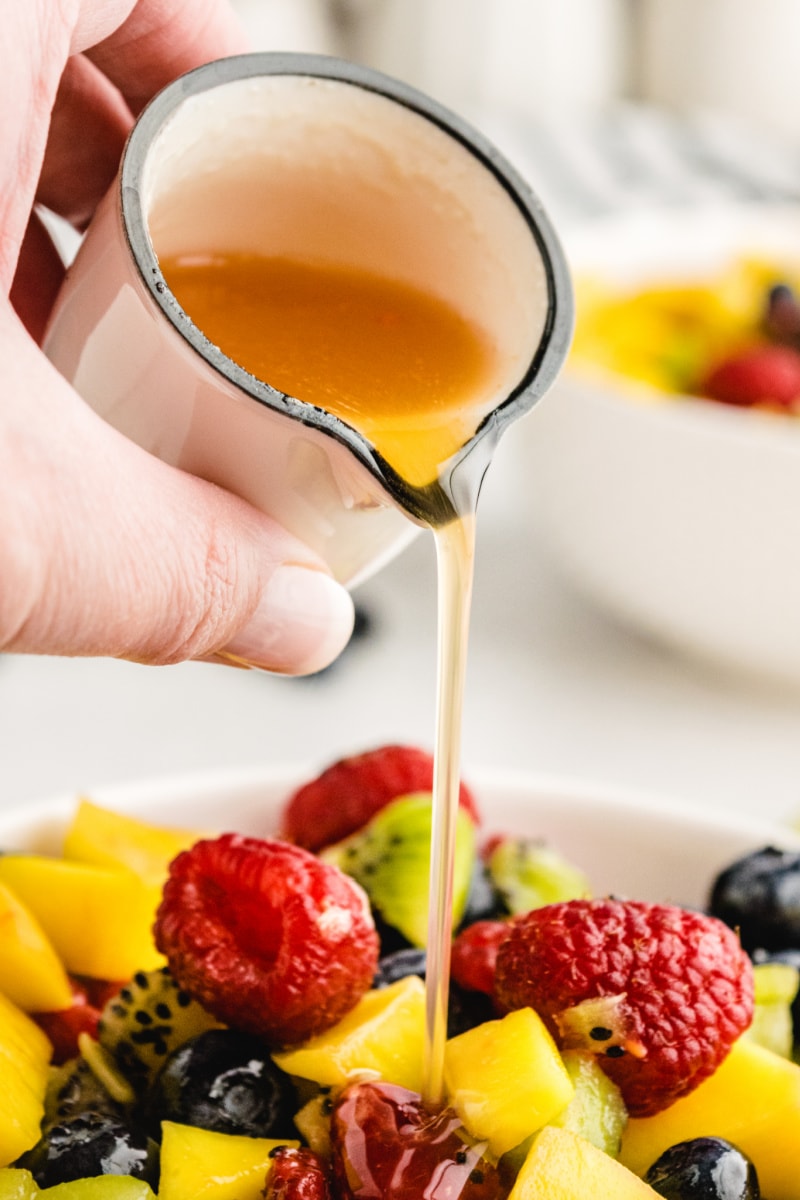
[0,855,163,980]
[0,880,73,1013]
[508,1125,660,1199]
[620,1037,800,1200]
[157,1121,298,1200]
[272,975,426,1093]
[0,992,51,1167]
[0,1168,38,1200]
[63,799,205,885]
[39,1181,155,1200]
[444,1007,575,1158]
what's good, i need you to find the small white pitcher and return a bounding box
[44,53,572,586]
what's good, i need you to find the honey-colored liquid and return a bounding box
[161,252,492,1105]
[160,254,499,489]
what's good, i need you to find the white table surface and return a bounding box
[2,430,800,827]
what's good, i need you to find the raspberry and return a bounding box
[280,745,480,852]
[698,343,800,410]
[265,1146,332,1200]
[493,898,754,1117]
[451,920,510,995]
[154,834,379,1046]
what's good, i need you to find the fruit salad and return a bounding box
[572,256,800,414]
[0,745,798,1200]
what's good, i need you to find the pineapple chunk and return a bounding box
[509,1125,660,1199]
[63,799,205,885]
[0,880,73,1013]
[443,1007,575,1157]
[620,1037,800,1200]
[0,992,52,1167]
[157,1121,298,1200]
[272,975,426,1093]
[0,855,163,979]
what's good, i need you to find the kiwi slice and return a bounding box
[486,837,590,915]
[44,1057,127,1128]
[322,792,476,948]
[747,961,799,1059]
[97,966,221,1091]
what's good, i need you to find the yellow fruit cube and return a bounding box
[620,1037,800,1200]
[63,799,205,885]
[0,855,163,980]
[157,1121,298,1200]
[509,1125,660,1199]
[0,1168,38,1200]
[272,975,426,1093]
[0,881,73,1013]
[0,992,51,1167]
[444,1008,575,1157]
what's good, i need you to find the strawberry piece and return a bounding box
[154,834,379,1046]
[32,976,103,1064]
[280,745,480,852]
[265,1146,332,1200]
[698,343,800,409]
[451,920,510,995]
[493,898,754,1117]
[330,1081,507,1200]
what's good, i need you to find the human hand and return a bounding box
[1,0,355,675]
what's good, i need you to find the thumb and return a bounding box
[1,319,355,674]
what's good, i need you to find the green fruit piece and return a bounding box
[322,793,476,947]
[551,1051,628,1156]
[0,1169,38,1200]
[486,837,590,915]
[39,1179,155,1200]
[97,967,222,1092]
[157,1121,299,1200]
[44,1057,127,1128]
[745,961,800,1060]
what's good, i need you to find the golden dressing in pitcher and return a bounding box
[162,249,498,1104]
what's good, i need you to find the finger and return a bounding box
[37,54,132,229]
[85,0,249,115]
[9,211,66,345]
[0,311,354,674]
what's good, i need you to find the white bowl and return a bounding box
[2,765,798,910]
[515,204,800,686]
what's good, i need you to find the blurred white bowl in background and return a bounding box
[513,204,800,687]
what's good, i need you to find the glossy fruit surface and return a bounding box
[643,1136,760,1200]
[18,1114,157,1189]
[263,1146,332,1200]
[709,846,800,953]
[154,834,378,1045]
[330,1081,506,1200]
[156,1121,299,1200]
[145,1029,296,1139]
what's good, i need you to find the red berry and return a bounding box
[154,834,379,1046]
[32,977,103,1065]
[265,1146,332,1200]
[330,1081,506,1200]
[280,745,480,852]
[493,898,753,1117]
[699,343,800,409]
[451,920,510,995]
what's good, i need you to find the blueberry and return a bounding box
[373,948,494,1037]
[709,846,800,953]
[458,860,507,926]
[145,1029,297,1139]
[644,1137,760,1200]
[18,1113,158,1188]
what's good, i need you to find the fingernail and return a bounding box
[221,566,355,675]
